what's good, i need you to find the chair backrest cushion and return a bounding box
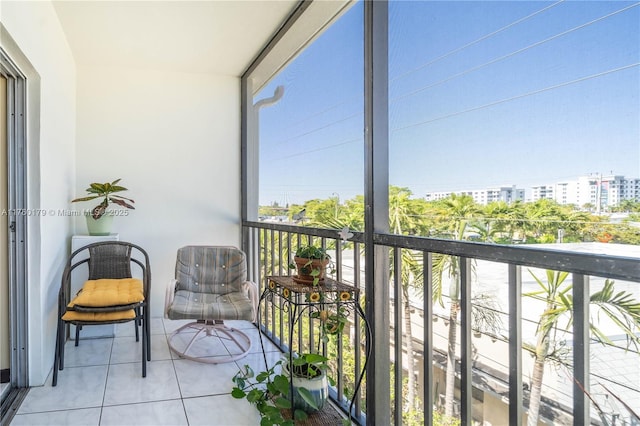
[175,246,247,295]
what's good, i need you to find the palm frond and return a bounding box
[528,269,550,293]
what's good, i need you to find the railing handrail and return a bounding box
[244,220,366,242]
[243,220,640,282]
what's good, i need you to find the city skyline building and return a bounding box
[425,175,640,209]
[535,174,640,210]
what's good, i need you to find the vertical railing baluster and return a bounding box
[353,241,363,420]
[573,273,590,426]
[281,233,290,344]
[251,227,259,287]
[270,229,275,276]
[336,238,343,282]
[337,312,345,405]
[423,251,433,426]
[270,229,276,336]
[460,257,472,424]
[261,228,268,332]
[275,230,283,345]
[277,230,283,276]
[264,229,271,334]
[335,238,344,403]
[297,234,304,351]
[286,233,292,277]
[508,264,523,425]
[393,247,403,425]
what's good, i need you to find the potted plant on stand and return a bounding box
[290,245,332,285]
[71,178,135,236]
[232,298,350,425]
[232,352,330,425]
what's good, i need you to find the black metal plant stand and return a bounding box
[258,275,371,425]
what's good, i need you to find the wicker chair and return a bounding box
[52,241,151,386]
[164,246,258,363]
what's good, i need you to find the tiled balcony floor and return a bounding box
[10,318,283,426]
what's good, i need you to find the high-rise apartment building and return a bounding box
[426,176,640,209]
[530,184,555,202]
[530,175,640,209]
[425,186,524,205]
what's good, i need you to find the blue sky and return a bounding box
[256,0,639,206]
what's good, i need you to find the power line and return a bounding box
[289,95,361,128]
[391,2,640,104]
[265,2,574,148]
[265,1,569,147]
[260,2,639,164]
[392,63,639,134]
[266,60,639,161]
[267,136,362,161]
[260,1,565,141]
[270,111,362,148]
[390,0,566,83]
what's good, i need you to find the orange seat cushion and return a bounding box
[62,309,136,322]
[68,278,144,309]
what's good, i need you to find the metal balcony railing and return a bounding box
[242,220,640,426]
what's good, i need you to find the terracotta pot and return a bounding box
[293,257,328,284]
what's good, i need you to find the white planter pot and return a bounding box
[85,213,114,236]
[281,361,328,413]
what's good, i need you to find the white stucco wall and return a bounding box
[0,1,77,385]
[0,0,241,387]
[75,66,241,317]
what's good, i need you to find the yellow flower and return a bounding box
[269,281,276,289]
[309,292,321,303]
[339,291,351,301]
[282,288,290,299]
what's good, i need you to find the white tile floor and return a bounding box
[10,318,284,426]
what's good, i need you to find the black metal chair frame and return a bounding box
[52,241,151,386]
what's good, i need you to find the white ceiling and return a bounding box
[52,0,298,76]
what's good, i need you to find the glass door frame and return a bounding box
[0,45,29,420]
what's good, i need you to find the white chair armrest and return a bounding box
[244,280,259,323]
[164,278,178,319]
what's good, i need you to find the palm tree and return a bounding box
[432,194,481,417]
[437,194,480,241]
[483,201,510,237]
[432,253,460,418]
[525,270,640,425]
[523,199,563,241]
[389,187,426,411]
[468,220,496,243]
[397,249,424,411]
[483,200,527,242]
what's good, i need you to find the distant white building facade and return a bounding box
[530,175,640,209]
[425,186,525,205]
[531,184,555,202]
[426,175,640,209]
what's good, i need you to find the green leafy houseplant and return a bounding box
[311,306,348,344]
[232,353,331,425]
[289,245,332,285]
[71,178,135,219]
